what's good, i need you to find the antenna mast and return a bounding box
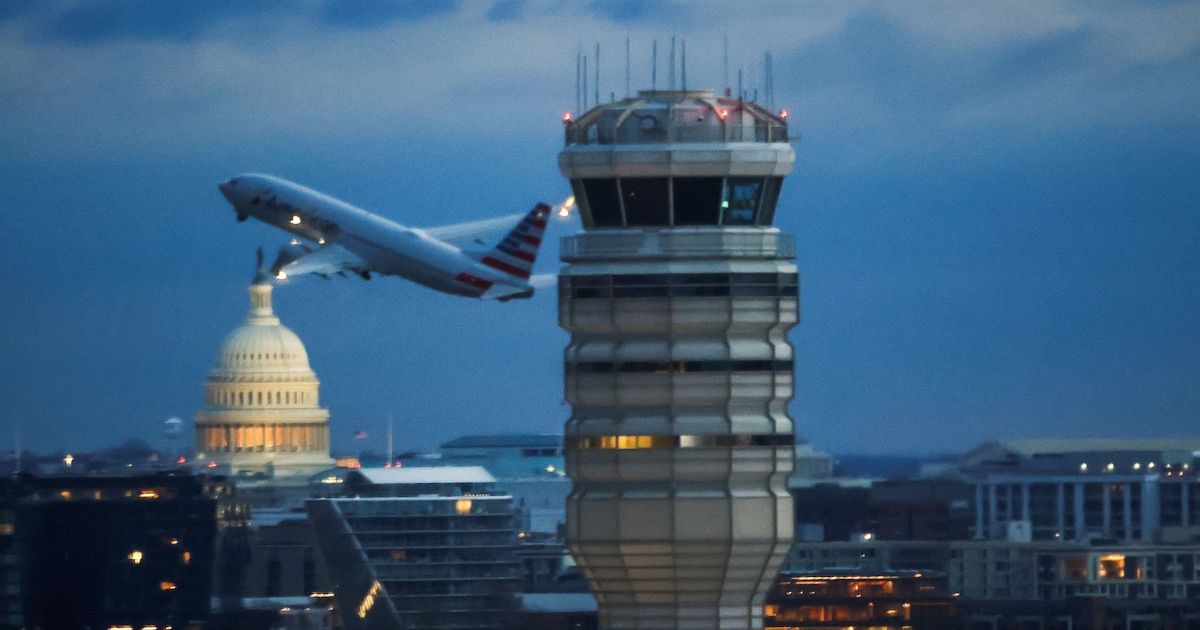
[595,43,601,106]
[625,37,631,98]
[681,40,687,92]
[765,51,774,111]
[387,416,393,465]
[651,40,657,91]
[723,36,729,96]
[668,36,676,90]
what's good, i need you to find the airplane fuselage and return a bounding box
[220,174,535,298]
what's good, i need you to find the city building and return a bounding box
[957,439,1200,544]
[0,472,216,629]
[558,88,798,629]
[781,438,1200,628]
[413,434,571,535]
[194,269,334,478]
[307,466,522,629]
[764,569,957,630]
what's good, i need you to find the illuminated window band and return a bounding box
[567,359,793,374]
[561,272,799,300]
[571,434,794,450]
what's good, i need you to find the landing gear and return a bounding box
[357,270,372,280]
[236,213,248,222]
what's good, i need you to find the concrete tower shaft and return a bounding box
[559,90,797,630]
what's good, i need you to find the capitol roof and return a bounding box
[210,273,315,376]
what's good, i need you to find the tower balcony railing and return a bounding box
[562,229,795,261]
[566,121,789,146]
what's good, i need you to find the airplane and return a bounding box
[218,173,552,301]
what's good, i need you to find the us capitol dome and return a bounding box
[194,269,333,477]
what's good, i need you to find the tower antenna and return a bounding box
[582,54,588,111]
[575,51,581,114]
[681,39,687,92]
[723,36,729,96]
[595,43,601,106]
[765,51,774,112]
[625,36,631,98]
[386,416,393,466]
[668,36,676,91]
[651,40,657,91]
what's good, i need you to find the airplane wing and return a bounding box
[422,212,528,248]
[274,243,369,279]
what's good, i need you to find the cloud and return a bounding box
[486,0,524,23]
[586,0,685,24]
[318,0,458,30]
[37,0,294,44]
[0,1,1195,166]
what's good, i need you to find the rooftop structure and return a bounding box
[307,466,522,629]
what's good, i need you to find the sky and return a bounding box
[1,0,1197,457]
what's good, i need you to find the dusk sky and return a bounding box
[1,1,1197,457]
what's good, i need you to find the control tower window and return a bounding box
[673,178,723,226]
[622,178,670,226]
[722,178,763,225]
[581,179,622,228]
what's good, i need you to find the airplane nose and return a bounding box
[218,179,238,203]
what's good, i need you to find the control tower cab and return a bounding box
[561,89,793,229]
[558,90,798,630]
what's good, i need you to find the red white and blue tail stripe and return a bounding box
[478,203,550,280]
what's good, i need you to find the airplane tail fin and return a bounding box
[476,203,550,281]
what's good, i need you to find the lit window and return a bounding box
[139,489,159,499]
[129,550,144,564]
[160,581,177,591]
[456,499,472,515]
[182,551,191,564]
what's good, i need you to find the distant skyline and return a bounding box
[1,1,1197,456]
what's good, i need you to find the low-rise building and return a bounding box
[307,466,522,629]
[0,472,216,629]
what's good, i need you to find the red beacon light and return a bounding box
[779,109,789,119]
[716,108,729,120]
[562,112,573,123]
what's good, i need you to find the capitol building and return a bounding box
[194,271,333,477]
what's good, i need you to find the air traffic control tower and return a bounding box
[558,90,797,629]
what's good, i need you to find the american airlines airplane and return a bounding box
[219,174,552,301]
